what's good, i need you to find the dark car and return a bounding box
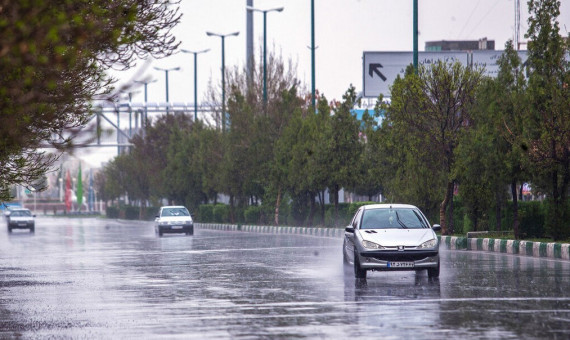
[6,208,35,233]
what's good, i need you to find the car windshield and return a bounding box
[11,210,31,217]
[161,207,190,217]
[360,208,428,229]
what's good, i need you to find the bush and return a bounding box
[244,205,262,224]
[106,206,119,218]
[213,204,229,223]
[518,201,545,239]
[199,204,215,223]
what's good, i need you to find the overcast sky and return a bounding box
[75,0,570,168]
[112,0,570,105]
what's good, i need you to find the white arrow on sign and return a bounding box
[362,50,529,98]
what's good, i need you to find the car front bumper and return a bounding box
[356,250,439,270]
[8,222,34,229]
[158,224,193,234]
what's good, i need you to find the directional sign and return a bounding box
[363,50,529,98]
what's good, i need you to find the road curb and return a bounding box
[195,223,344,238]
[196,223,570,261]
[439,235,570,261]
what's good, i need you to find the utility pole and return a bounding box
[413,0,418,73]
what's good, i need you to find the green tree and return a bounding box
[459,41,527,236]
[0,0,180,201]
[322,85,363,224]
[386,62,484,234]
[524,0,570,240]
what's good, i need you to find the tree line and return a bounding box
[97,1,569,240]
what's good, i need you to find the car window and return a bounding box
[161,208,190,217]
[351,209,363,228]
[361,208,427,229]
[11,210,31,217]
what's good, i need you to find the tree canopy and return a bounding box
[0,0,180,201]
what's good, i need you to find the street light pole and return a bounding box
[181,48,210,122]
[154,66,181,115]
[311,0,316,109]
[247,6,284,105]
[206,31,239,131]
[413,0,418,73]
[134,79,157,136]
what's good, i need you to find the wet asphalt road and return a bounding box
[1,217,569,339]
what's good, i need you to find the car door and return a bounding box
[344,208,363,263]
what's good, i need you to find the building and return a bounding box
[425,37,495,52]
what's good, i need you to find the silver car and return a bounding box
[155,206,194,237]
[6,208,35,233]
[343,204,441,279]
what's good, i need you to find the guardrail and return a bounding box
[195,223,570,261]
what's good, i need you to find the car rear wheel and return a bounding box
[427,260,440,278]
[354,250,367,279]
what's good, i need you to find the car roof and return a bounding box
[361,204,418,210]
[160,206,187,209]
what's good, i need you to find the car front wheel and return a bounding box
[354,250,367,279]
[427,259,440,278]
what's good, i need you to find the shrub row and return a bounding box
[106,200,549,237]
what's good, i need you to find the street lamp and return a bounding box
[206,31,239,130]
[134,78,157,136]
[154,66,181,115]
[247,6,284,105]
[181,48,210,122]
[310,0,316,109]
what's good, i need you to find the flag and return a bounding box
[76,163,83,211]
[88,169,95,212]
[65,170,72,211]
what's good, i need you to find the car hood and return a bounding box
[358,228,435,247]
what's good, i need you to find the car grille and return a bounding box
[361,250,438,261]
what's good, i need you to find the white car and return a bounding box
[6,208,35,233]
[155,206,193,237]
[343,204,441,279]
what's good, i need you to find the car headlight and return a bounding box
[362,240,385,250]
[418,239,437,249]
[159,221,169,226]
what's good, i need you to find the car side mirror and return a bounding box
[345,226,355,233]
[33,215,36,218]
[432,224,441,232]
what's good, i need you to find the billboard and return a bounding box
[362,50,528,98]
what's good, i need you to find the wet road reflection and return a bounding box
[0,217,569,339]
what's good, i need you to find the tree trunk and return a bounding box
[274,187,281,225]
[308,193,316,226]
[511,180,519,239]
[334,184,340,227]
[440,181,454,235]
[449,185,454,234]
[318,190,325,223]
[495,191,502,231]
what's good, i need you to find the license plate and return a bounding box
[171,226,183,229]
[388,261,414,268]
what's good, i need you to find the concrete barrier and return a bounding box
[439,235,570,261]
